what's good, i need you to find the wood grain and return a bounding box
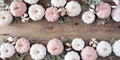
[0,0,120,60]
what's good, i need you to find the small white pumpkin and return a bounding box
[96,41,112,57]
[64,51,80,60]
[0,43,15,59]
[0,11,13,26]
[113,40,120,57]
[82,11,95,24]
[24,0,39,4]
[28,4,45,21]
[65,1,81,17]
[51,0,66,7]
[71,38,85,51]
[111,6,120,22]
[30,44,46,60]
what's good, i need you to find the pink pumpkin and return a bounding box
[81,46,98,60]
[96,3,111,19]
[47,38,64,55]
[10,1,27,17]
[15,38,30,53]
[45,7,60,22]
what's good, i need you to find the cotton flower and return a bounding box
[10,1,27,17]
[24,0,39,4]
[64,51,80,60]
[51,0,66,7]
[89,4,96,13]
[58,7,67,16]
[7,35,18,42]
[21,13,30,23]
[111,7,120,22]
[113,40,120,57]
[65,42,72,51]
[65,1,81,17]
[47,38,64,55]
[71,38,85,51]
[28,4,45,21]
[96,3,111,19]
[0,11,13,26]
[15,38,30,53]
[82,11,95,24]
[96,41,112,57]
[81,46,98,60]
[30,44,46,60]
[45,7,59,22]
[89,38,98,48]
[0,43,15,59]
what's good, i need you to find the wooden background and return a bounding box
[0,0,120,60]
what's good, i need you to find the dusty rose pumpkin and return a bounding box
[15,38,30,53]
[81,46,98,60]
[96,3,111,19]
[10,1,27,17]
[47,38,64,55]
[45,7,60,22]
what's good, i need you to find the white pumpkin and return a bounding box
[28,4,45,21]
[0,43,15,59]
[113,40,120,57]
[111,6,120,22]
[96,41,112,57]
[82,11,95,24]
[64,51,80,60]
[71,38,85,51]
[0,11,13,26]
[65,1,81,17]
[24,0,39,4]
[51,0,66,7]
[30,44,46,60]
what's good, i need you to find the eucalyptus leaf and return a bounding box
[61,37,68,44]
[81,3,89,14]
[97,18,106,25]
[108,53,115,60]
[109,38,116,45]
[44,54,51,60]
[44,54,55,60]
[0,38,4,44]
[15,53,25,60]
[59,51,66,58]
[56,56,63,60]
[28,38,34,44]
[13,17,21,23]
[58,16,71,24]
[82,0,101,5]
[45,4,51,9]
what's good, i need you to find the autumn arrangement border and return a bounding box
[0,34,120,60]
[0,0,120,26]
